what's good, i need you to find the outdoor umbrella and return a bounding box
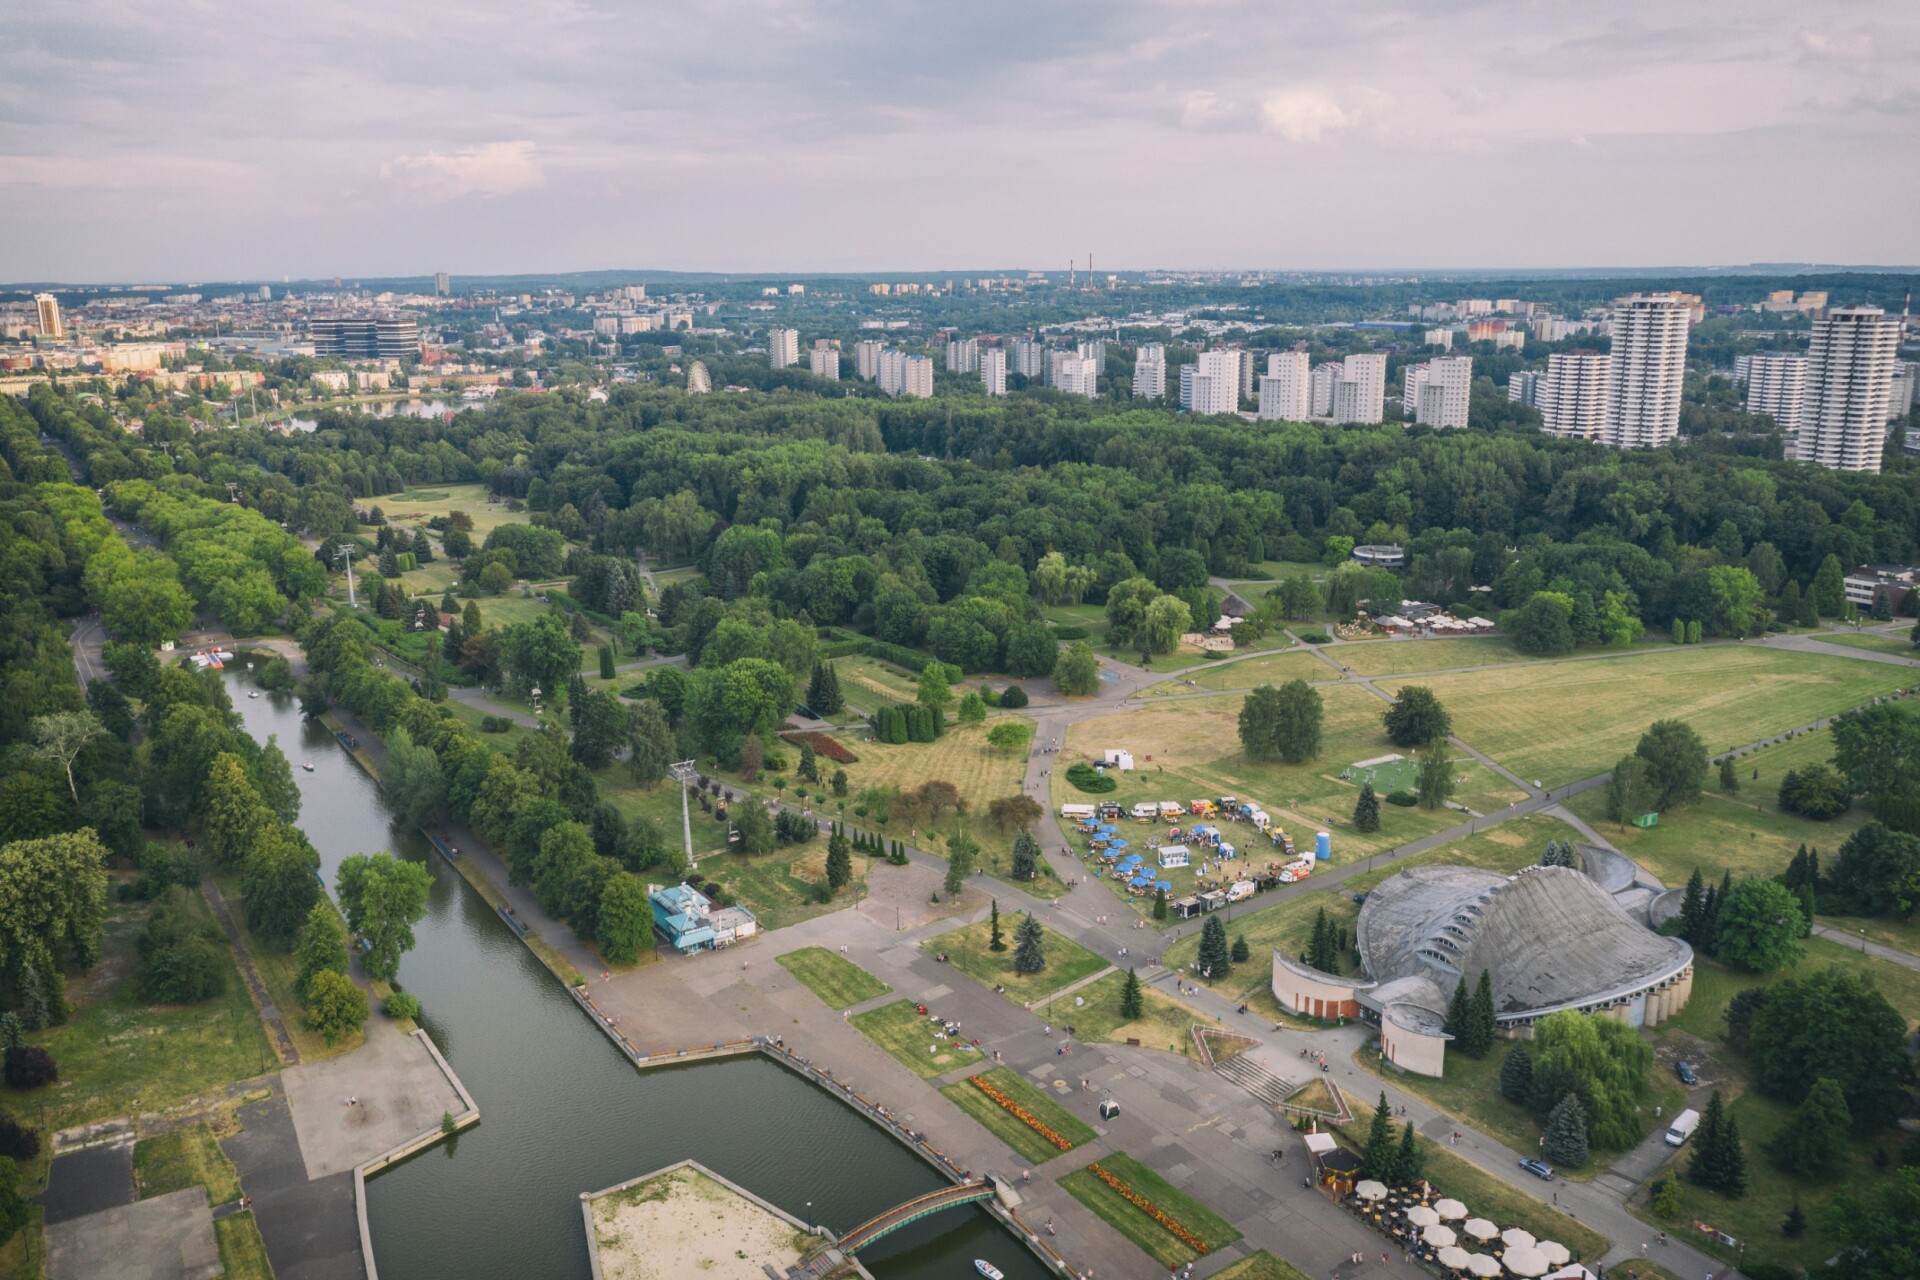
[1535,1243,1570,1267]
[1463,1219,1499,1242]
[1109,839,1129,849]
[1422,1225,1458,1249]
[1501,1229,1536,1251]
[1434,1198,1467,1219]
[1354,1180,1388,1202]
[1502,1248,1548,1277]
[1406,1206,1441,1228]
[1155,880,1172,891]
[1436,1248,1471,1271]
[1464,1255,1502,1278]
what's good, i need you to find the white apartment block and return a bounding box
[1539,352,1611,441]
[808,342,840,381]
[1742,354,1806,433]
[1404,356,1472,429]
[855,339,884,380]
[1053,354,1099,398]
[946,338,978,374]
[878,348,906,395]
[1603,294,1690,449]
[1238,349,1255,405]
[1133,343,1166,400]
[980,347,1008,397]
[1332,353,1387,425]
[1888,363,1916,423]
[1078,339,1107,369]
[1508,370,1543,407]
[1184,351,1240,415]
[1010,338,1046,379]
[901,354,935,399]
[1310,362,1341,417]
[768,327,800,369]
[1424,328,1454,349]
[1796,305,1900,473]
[1257,351,1310,421]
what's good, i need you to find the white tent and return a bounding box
[1423,1225,1459,1249]
[1406,1206,1441,1228]
[1434,1198,1467,1219]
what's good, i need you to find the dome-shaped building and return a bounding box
[1272,864,1693,1076]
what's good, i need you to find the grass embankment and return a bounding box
[1389,644,1911,788]
[1059,1151,1242,1267]
[214,1215,274,1280]
[1163,814,1584,1006]
[1058,683,1528,885]
[939,1068,1096,1165]
[775,948,891,1008]
[926,919,1107,1007]
[850,1001,985,1079]
[1815,631,1918,657]
[1338,1098,1609,1261]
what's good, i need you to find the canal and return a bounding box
[229,680,1050,1280]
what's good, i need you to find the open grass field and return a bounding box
[1162,814,1585,999]
[829,655,921,708]
[1047,969,1201,1052]
[1139,648,1334,697]
[850,1000,987,1078]
[1331,636,1542,677]
[439,697,536,746]
[776,947,891,1008]
[468,591,555,631]
[214,1213,274,1280]
[381,482,530,538]
[1059,1151,1242,1267]
[31,893,274,1132]
[700,839,870,933]
[1210,1252,1316,1280]
[1384,645,1913,787]
[929,918,1108,1006]
[134,1121,242,1205]
[1337,1098,1610,1261]
[938,1067,1097,1164]
[1815,630,1918,657]
[395,560,460,598]
[1059,685,1529,872]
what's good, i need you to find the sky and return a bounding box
[3,1,1917,282]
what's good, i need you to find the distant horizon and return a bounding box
[8,261,1919,293]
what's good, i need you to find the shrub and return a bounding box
[1296,630,1331,644]
[1385,790,1418,807]
[304,969,370,1044]
[3,1047,57,1090]
[1050,626,1089,641]
[0,1116,39,1162]
[381,992,421,1020]
[999,684,1028,709]
[479,715,514,733]
[774,811,816,844]
[135,887,227,1005]
[1064,761,1118,794]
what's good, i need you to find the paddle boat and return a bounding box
[974,1262,1004,1280]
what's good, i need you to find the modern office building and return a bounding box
[310,316,420,359]
[1331,353,1387,425]
[808,341,839,381]
[1507,370,1543,407]
[946,338,978,374]
[980,347,1008,397]
[1403,356,1472,428]
[1742,353,1807,433]
[768,327,800,369]
[1796,305,1901,473]
[1132,343,1166,400]
[1603,294,1690,449]
[854,339,884,380]
[34,294,63,339]
[1539,351,1612,440]
[1257,351,1310,421]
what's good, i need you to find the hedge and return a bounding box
[1065,762,1118,794]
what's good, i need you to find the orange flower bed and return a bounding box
[1087,1162,1212,1255]
[970,1075,1074,1151]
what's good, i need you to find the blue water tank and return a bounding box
[1316,831,1331,861]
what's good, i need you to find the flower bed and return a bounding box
[780,730,859,764]
[1088,1162,1214,1254]
[970,1075,1074,1151]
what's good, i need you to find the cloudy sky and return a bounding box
[3,1,1916,281]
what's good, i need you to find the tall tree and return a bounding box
[1636,720,1708,811]
[1012,912,1046,974]
[1361,1092,1398,1180]
[988,898,1005,951]
[1393,1120,1424,1183]
[28,711,102,805]
[1711,879,1803,972]
[825,834,852,891]
[293,900,350,1000]
[1010,829,1040,881]
[1352,782,1381,833]
[335,852,434,983]
[1767,1077,1850,1175]
[1542,1092,1590,1168]
[1416,739,1457,810]
[1499,1044,1534,1104]
[1197,915,1232,978]
[1120,967,1144,1020]
[1382,687,1451,748]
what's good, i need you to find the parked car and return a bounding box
[1675,1060,1699,1085]
[1518,1158,1555,1181]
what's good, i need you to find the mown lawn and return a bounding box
[1338,1098,1609,1261]
[1815,630,1917,657]
[829,655,922,709]
[380,481,529,538]
[1059,1151,1242,1267]
[25,895,274,1132]
[1211,1252,1316,1280]
[1058,685,1529,876]
[850,1000,986,1079]
[776,947,891,1008]
[1386,645,1911,787]
[134,1121,241,1205]
[929,918,1107,1007]
[1332,636,1543,677]
[1139,649,1333,697]
[939,1067,1096,1165]
[214,1213,274,1280]
[695,840,871,933]
[1050,969,1201,1053]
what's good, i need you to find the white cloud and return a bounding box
[379,141,544,202]
[1258,87,1375,142]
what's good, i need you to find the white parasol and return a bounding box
[1502,1247,1549,1277]
[1407,1205,1442,1227]
[1434,1198,1468,1219]
[1436,1247,1472,1271]
[1501,1228,1537,1251]
[1355,1180,1389,1202]
[1463,1218,1499,1241]
[1423,1225,1459,1249]
[1465,1254,1503,1277]
[1535,1243,1570,1267]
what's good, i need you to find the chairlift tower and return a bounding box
[335,544,357,609]
[668,760,700,867]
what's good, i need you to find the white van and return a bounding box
[1060,804,1096,820]
[1130,802,1160,820]
[1664,1109,1700,1147]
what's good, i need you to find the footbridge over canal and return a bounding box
[791,1178,1005,1279]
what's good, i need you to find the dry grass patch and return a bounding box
[1331,636,1540,676]
[381,482,530,538]
[1141,649,1335,697]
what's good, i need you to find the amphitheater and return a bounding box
[1272,863,1694,1076]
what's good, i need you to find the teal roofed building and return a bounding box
[651,883,758,953]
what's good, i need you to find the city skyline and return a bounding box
[4,2,1918,281]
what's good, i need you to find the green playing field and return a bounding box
[1343,755,1420,794]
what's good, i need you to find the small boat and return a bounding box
[248,691,260,699]
[301,763,315,772]
[974,1263,1003,1280]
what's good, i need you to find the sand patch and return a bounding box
[590,1163,814,1280]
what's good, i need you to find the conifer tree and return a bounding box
[1443,978,1470,1042]
[1718,756,1738,794]
[1153,887,1168,920]
[1690,1089,1730,1190]
[1013,912,1046,974]
[1353,782,1381,833]
[1197,915,1232,979]
[988,899,1006,952]
[1466,968,1496,1057]
[1362,1093,1398,1180]
[1499,1044,1534,1104]
[1120,967,1144,1020]
[1231,934,1251,964]
[1542,1092,1590,1168]
[1680,868,1707,944]
[1394,1120,1424,1183]
[825,834,852,891]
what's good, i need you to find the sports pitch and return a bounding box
[1342,754,1419,793]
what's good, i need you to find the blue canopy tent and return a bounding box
[1154,880,1173,892]
[1108,839,1130,850]
[1129,873,1154,888]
